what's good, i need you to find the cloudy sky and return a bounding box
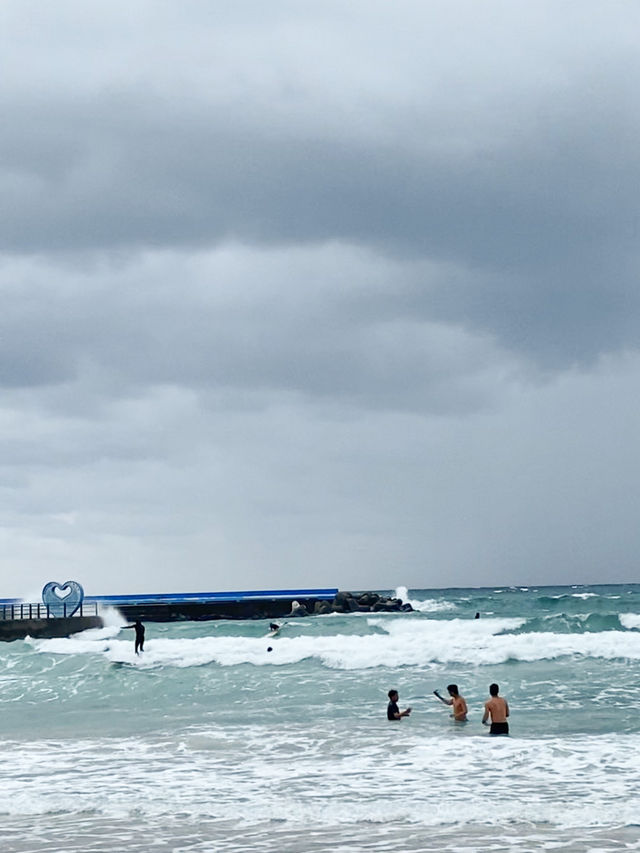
[1,1,639,597]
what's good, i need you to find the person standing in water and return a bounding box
[434,684,468,721]
[387,690,412,720]
[123,620,145,654]
[482,683,509,735]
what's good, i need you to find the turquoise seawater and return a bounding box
[1,583,640,852]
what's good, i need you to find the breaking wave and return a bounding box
[26,615,640,670]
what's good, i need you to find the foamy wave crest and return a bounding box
[27,616,640,669]
[619,613,640,630]
[548,592,599,601]
[512,612,622,634]
[394,586,456,613]
[1,730,640,831]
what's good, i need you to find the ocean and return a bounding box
[1,583,640,852]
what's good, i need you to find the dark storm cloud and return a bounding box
[1,1,639,370]
[0,248,511,419]
[2,88,638,369]
[2,74,637,265]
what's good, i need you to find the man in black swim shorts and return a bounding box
[482,683,509,735]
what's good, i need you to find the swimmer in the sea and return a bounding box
[434,684,468,721]
[387,689,411,721]
[482,683,509,735]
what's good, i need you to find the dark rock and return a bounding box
[329,590,414,616]
[333,591,353,609]
[372,600,403,612]
[332,591,359,613]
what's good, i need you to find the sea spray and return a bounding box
[394,585,457,612]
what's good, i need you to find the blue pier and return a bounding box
[86,588,338,605]
[85,588,339,623]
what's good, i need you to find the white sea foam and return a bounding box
[619,613,640,630]
[0,728,639,832]
[394,586,456,612]
[28,616,640,669]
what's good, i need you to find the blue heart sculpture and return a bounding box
[42,581,85,617]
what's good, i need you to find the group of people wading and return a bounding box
[387,683,510,735]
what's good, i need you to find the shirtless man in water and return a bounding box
[434,684,468,721]
[482,683,509,735]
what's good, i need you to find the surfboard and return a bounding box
[266,621,286,638]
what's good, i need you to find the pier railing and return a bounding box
[0,601,99,621]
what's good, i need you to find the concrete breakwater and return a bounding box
[0,615,103,642]
[94,589,413,621]
[91,588,339,622]
[0,588,413,641]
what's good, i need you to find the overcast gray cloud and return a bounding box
[1,1,639,596]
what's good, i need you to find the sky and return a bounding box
[1,0,639,597]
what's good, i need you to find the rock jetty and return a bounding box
[300,590,413,616]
